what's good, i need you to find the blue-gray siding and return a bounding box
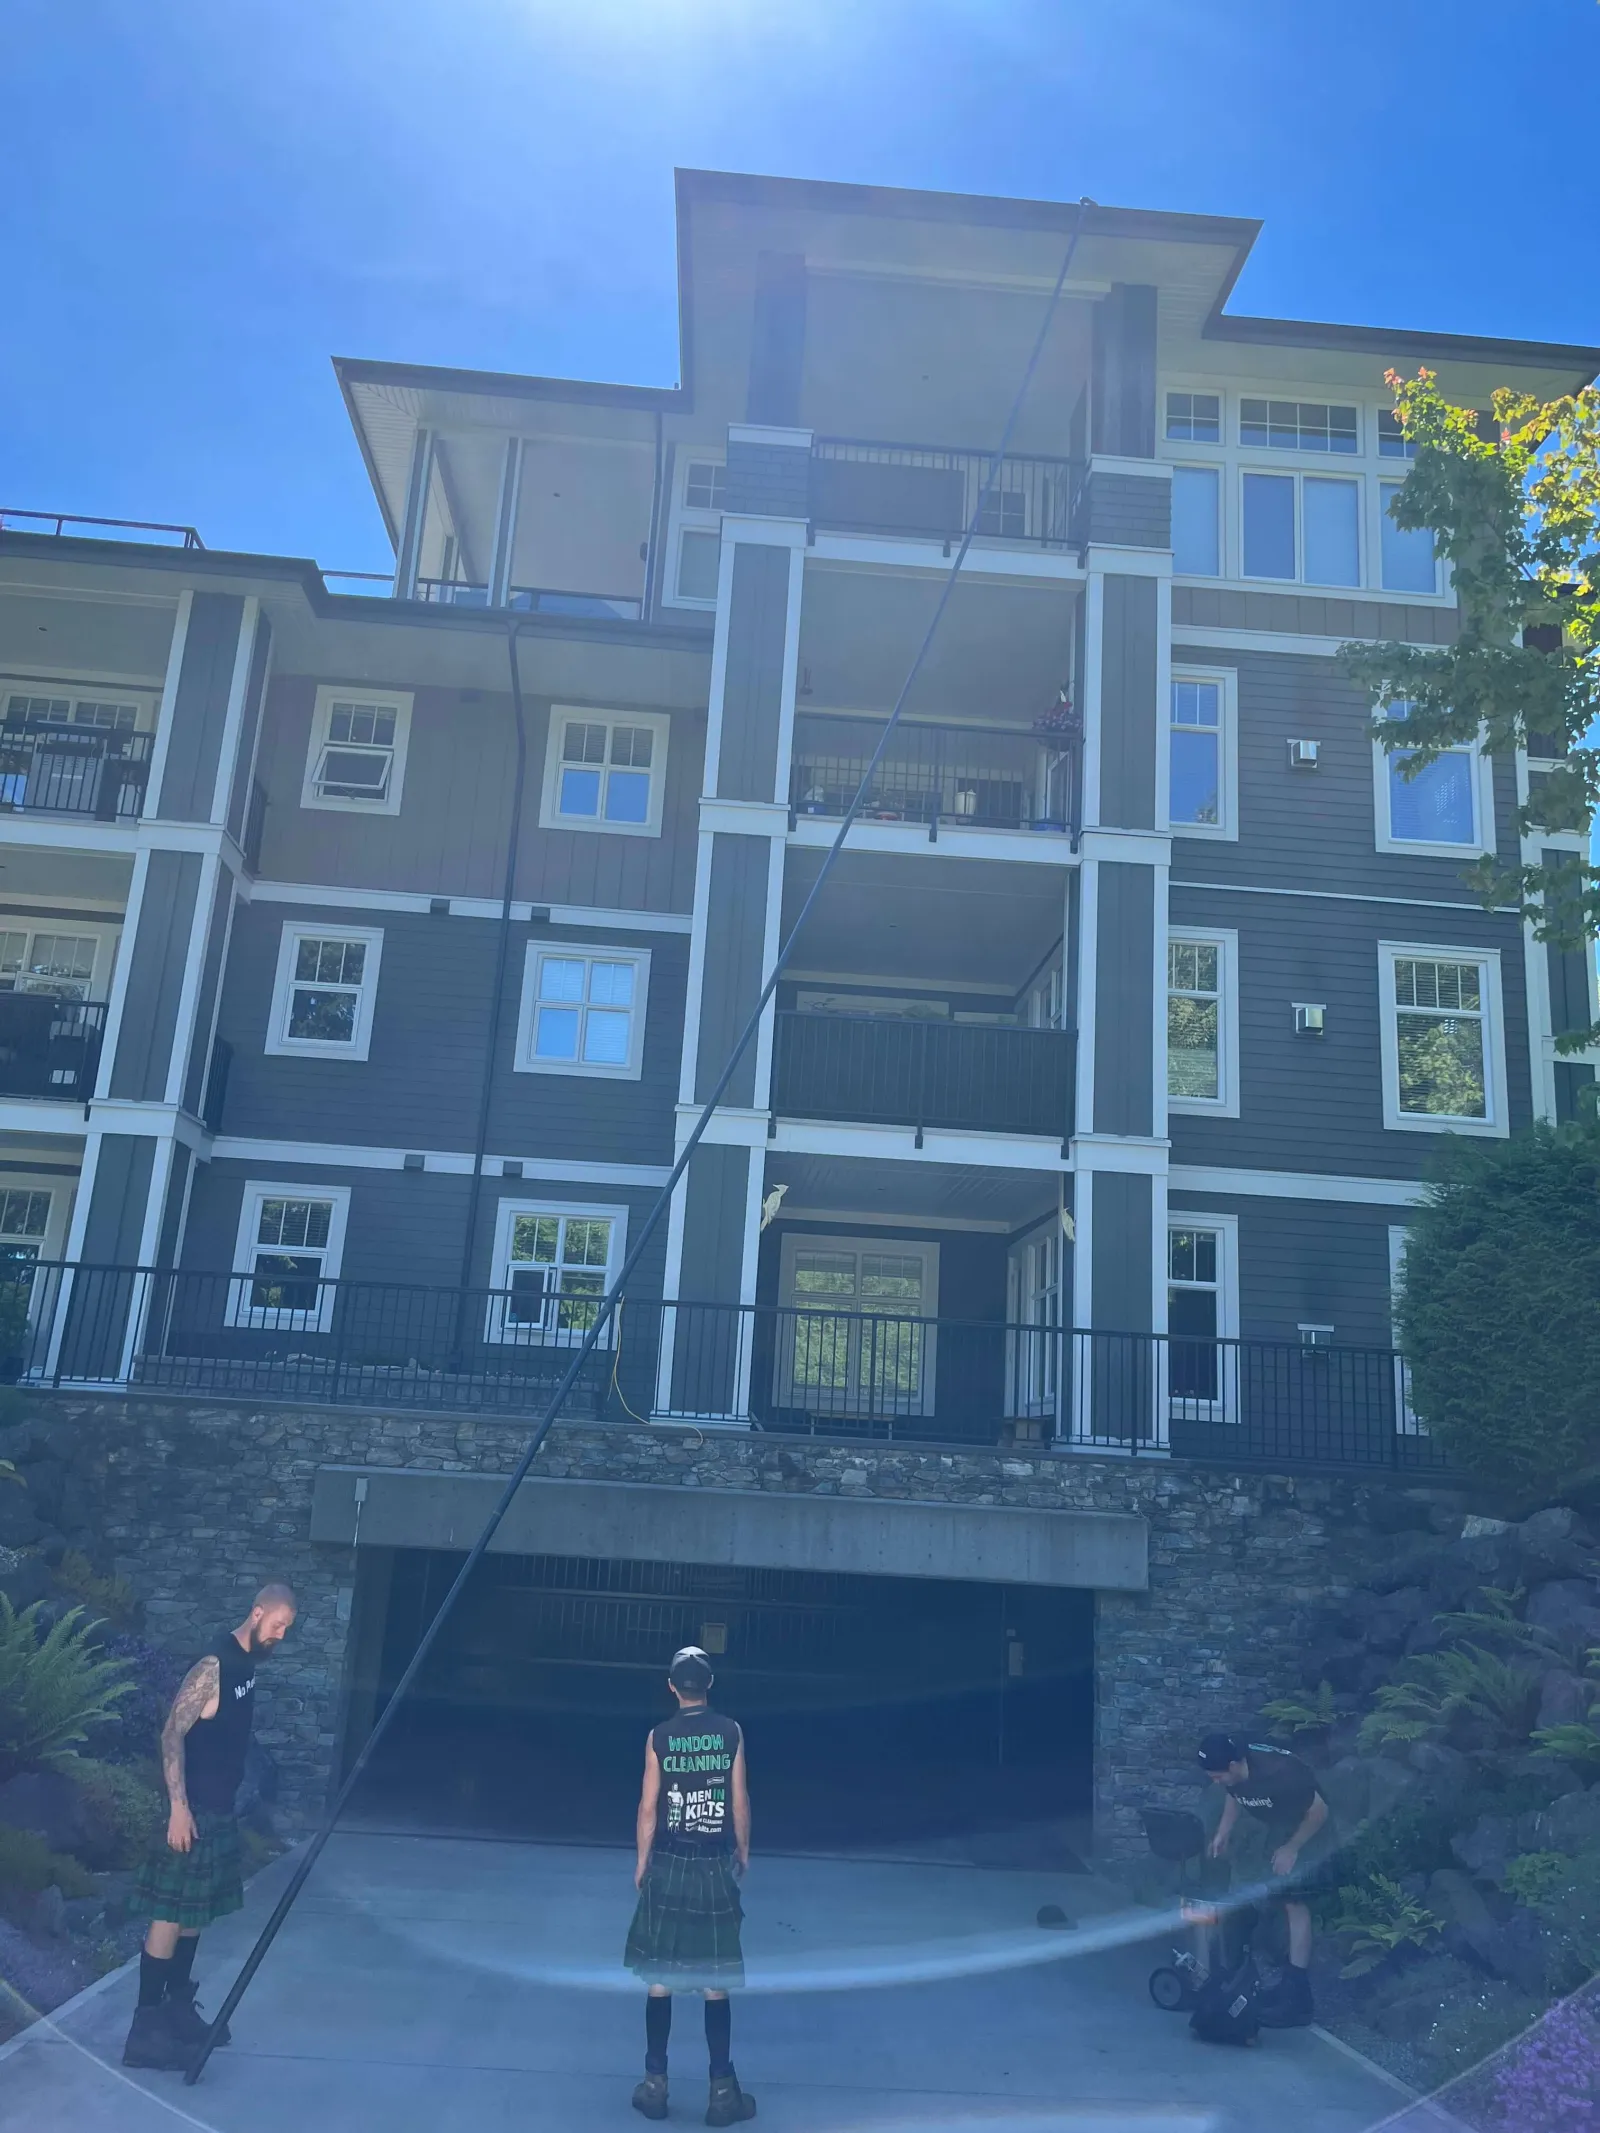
[1098,574,1157,829]
[1090,1170,1153,1333]
[1167,1190,1400,1349]
[717,543,790,803]
[156,592,243,822]
[1093,862,1154,1136]
[694,836,770,1108]
[109,850,203,1103]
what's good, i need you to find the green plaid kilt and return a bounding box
[131,1812,244,1930]
[625,1848,745,1990]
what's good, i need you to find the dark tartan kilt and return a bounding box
[625,1848,745,1990]
[131,1812,244,1930]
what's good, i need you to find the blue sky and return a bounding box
[3,0,1596,573]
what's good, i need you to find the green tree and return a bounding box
[1341,371,1600,1050]
[1395,1120,1600,1498]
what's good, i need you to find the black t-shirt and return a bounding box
[183,1633,257,1816]
[650,1706,741,1855]
[1227,1745,1318,1841]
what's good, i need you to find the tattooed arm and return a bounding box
[160,1657,219,1852]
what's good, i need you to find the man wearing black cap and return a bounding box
[626,1645,755,2125]
[1198,1731,1336,2027]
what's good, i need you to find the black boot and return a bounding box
[122,2004,192,2073]
[632,2071,669,2119]
[166,1977,232,2047]
[1257,1962,1314,2028]
[706,2068,757,2125]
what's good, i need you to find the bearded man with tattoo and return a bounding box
[122,1583,298,2071]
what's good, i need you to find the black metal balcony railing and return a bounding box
[0,724,153,821]
[411,580,644,621]
[0,998,106,1100]
[0,1265,1443,1474]
[0,508,204,550]
[790,713,1073,834]
[809,439,1082,547]
[773,1012,1074,1139]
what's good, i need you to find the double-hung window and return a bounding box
[302,688,412,815]
[267,925,383,1059]
[1167,930,1239,1115]
[1242,470,1361,586]
[1375,701,1488,853]
[1167,1218,1237,1421]
[540,709,668,837]
[669,456,726,607]
[1167,670,1235,837]
[0,1188,51,1266]
[226,1182,349,1329]
[0,930,100,999]
[516,945,650,1079]
[488,1203,623,1345]
[1379,945,1506,1134]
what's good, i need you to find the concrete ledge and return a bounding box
[310,1465,1148,1590]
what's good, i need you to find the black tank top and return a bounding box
[650,1706,741,1856]
[183,1633,257,1815]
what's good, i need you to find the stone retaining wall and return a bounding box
[33,1392,1467,1852]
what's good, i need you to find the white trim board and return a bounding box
[1169,1164,1425,1206]
[1171,878,1520,916]
[1172,625,1448,659]
[245,880,693,933]
[208,1137,672,1187]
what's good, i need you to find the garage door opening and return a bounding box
[343,1550,1093,1859]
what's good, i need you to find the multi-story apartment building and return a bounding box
[1,171,1596,1834]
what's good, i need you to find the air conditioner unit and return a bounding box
[1287,739,1320,769]
[1294,1003,1326,1037]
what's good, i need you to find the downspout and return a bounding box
[643,408,665,621]
[455,618,530,1301]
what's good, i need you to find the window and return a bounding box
[539,708,669,837]
[1239,399,1358,453]
[0,1188,51,1265]
[1388,1224,1424,1434]
[5,693,143,733]
[1375,703,1487,853]
[226,1182,349,1329]
[1243,471,1359,584]
[1167,671,1235,837]
[1170,466,1220,576]
[1380,481,1437,593]
[1377,410,1416,460]
[301,687,413,816]
[487,1202,623,1345]
[266,924,383,1060]
[777,1234,939,1420]
[515,945,650,1079]
[1167,929,1239,1115]
[0,931,99,999]
[1378,945,1506,1135]
[1167,1218,1237,1420]
[1166,392,1221,443]
[975,483,1028,539]
[1007,1227,1062,1418]
[667,454,725,609]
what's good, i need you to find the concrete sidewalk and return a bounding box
[0,1833,1409,2132]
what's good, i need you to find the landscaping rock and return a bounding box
[1405,1740,1472,1807]
[1543,1785,1600,1854]
[1302,1640,1371,1693]
[18,1456,65,1524]
[1536,1669,1593,1732]
[0,1487,42,1548]
[1365,1756,1418,1828]
[1319,1755,1372,1828]
[1366,1586,1435,1655]
[0,1768,91,1855]
[24,1884,66,1942]
[1368,1494,1437,1538]
[37,1416,82,1465]
[1429,1866,1499,1969]
[61,1895,105,1937]
[1368,1544,1443,1596]
[1514,1508,1598,1582]
[1526,1578,1600,1659]
[0,1552,51,1609]
[1471,1906,1551,1995]
[1451,1814,1514,1881]
[0,1420,37,1464]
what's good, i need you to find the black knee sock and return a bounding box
[704,1997,732,2080]
[170,1936,199,1988]
[138,1954,172,2008]
[644,1994,672,2074]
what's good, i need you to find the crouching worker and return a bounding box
[1198,1731,1339,2028]
[123,1584,298,2071]
[626,1645,755,2125]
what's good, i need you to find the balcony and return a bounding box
[772,1011,1074,1140]
[1,1265,1441,1475]
[0,724,152,822]
[0,998,106,1100]
[809,439,1082,547]
[790,713,1076,835]
[413,579,644,621]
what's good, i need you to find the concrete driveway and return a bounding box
[0,1833,1413,2133]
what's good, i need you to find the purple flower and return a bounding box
[1490,1987,1600,2132]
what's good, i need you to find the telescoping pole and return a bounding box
[185,193,1097,2083]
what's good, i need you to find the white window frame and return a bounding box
[1387,1223,1425,1435]
[1166,927,1240,1117]
[776,1232,941,1419]
[0,920,120,1002]
[1372,713,1494,858]
[1378,477,1439,595]
[538,706,670,839]
[1169,462,1222,577]
[0,1178,67,1264]
[266,923,384,1061]
[225,1180,350,1331]
[1239,466,1363,590]
[485,1198,626,1348]
[662,450,726,611]
[1167,665,1237,841]
[1165,1211,1240,1424]
[1377,942,1508,1137]
[300,686,413,817]
[514,943,650,1080]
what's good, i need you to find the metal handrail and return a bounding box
[0,508,204,549]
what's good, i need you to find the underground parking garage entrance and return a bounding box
[313,1466,1148,1858]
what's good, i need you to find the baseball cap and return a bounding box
[669,1645,715,1692]
[1197,1732,1244,1771]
